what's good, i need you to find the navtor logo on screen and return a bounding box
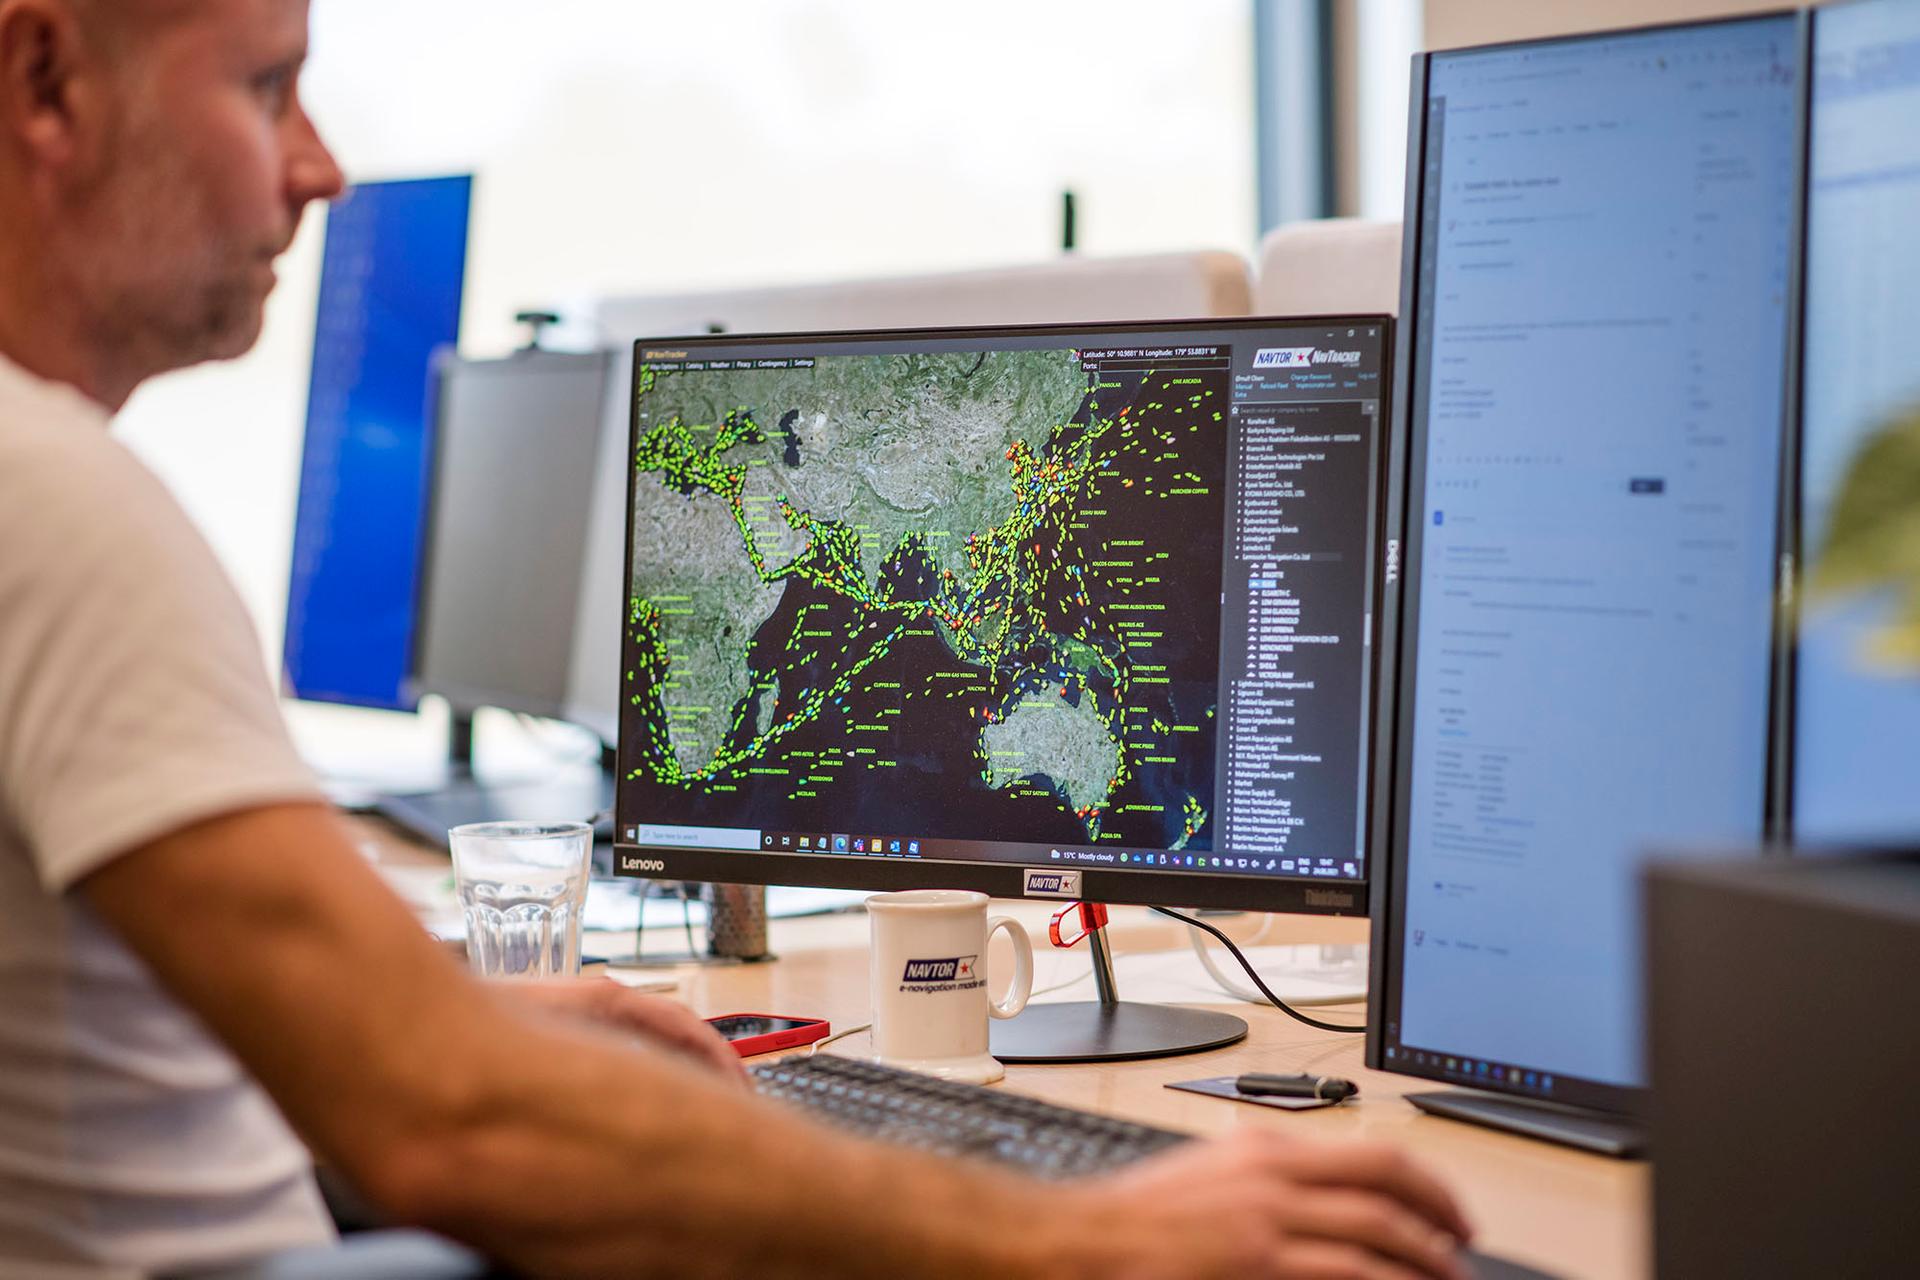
[1252,347,1365,369]
[1253,347,1315,368]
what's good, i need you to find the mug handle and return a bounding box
[985,916,1034,1019]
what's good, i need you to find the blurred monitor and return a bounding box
[1369,14,1802,1143]
[281,175,472,710]
[373,350,617,848]
[1791,0,1920,843]
[411,350,614,721]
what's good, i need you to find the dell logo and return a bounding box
[1384,537,1400,586]
[1304,889,1354,909]
[621,855,667,874]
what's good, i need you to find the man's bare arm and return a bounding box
[80,802,1083,1279]
[83,802,1472,1279]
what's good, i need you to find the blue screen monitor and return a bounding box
[1792,0,1920,844]
[282,175,472,710]
[1371,15,1803,1118]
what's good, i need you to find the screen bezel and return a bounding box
[1366,12,1809,1117]
[611,314,1395,916]
[1780,0,1901,842]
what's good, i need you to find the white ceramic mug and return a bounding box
[867,889,1034,1084]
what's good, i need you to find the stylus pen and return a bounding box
[1234,1073,1359,1102]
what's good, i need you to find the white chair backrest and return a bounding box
[595,250,1253,344]
[1254,219,1403,317]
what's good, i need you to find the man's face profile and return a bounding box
[33,0,342,376]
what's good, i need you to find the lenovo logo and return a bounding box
[620,855,667,874]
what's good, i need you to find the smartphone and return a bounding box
[706,1013,832,1057]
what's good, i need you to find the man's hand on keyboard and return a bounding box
[1072,1130,1474,1280]
[502,978,747,1083]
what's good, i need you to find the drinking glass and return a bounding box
[448,821,593,979]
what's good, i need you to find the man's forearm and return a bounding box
[388,1006,1082,1279]
[83,805,1080,1279]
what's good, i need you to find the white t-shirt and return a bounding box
[0,353,334,1277]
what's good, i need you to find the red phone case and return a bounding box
[709,1013,831,1058]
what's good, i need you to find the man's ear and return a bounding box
[0,0,90,169]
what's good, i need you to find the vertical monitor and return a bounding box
[1376,16,1801,1112]
[613,318,1391,916]
[282,175,472,710]
[1792,0,1920,844]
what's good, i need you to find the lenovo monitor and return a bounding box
[613,317,1394,1058]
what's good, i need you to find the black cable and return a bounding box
[679,883,698,956]
[1151,906,1366,1035]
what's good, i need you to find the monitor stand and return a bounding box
[990,911,1247,1063]
[1406,1090,1646,1158]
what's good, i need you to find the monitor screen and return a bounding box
[282,175,472,711]
[1793,0,1920,844]
[1377,16,1800,1110]
[612,318,1391,915]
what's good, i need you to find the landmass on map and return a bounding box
[620,346,1225,849]
[982,690,1121,819]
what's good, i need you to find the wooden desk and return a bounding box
[620,905,1645,1280]
[360,825,1645,1279]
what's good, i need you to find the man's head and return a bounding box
[0,0,342,407]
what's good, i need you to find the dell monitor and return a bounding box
[282,174,472,712]
[611,316,1393,1060]
[1790,0,1920,844]
[1369,14,1804,1151]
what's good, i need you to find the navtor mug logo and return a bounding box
[901,955,978,983]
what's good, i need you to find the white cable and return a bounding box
[809,1024,872,1055]
[1185,923,1358,1008]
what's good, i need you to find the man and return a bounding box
[0,1,1477,1276]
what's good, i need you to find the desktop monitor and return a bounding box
[1790,0,1920,844]
[372,349,619,847]
[410,349,615,721]
[613,316,1394,1057]
[282,174,472,711]
[1368,14,1804,1142]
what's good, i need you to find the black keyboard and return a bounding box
[751,1053,1188,1178]
[754,1056,1563,1279]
